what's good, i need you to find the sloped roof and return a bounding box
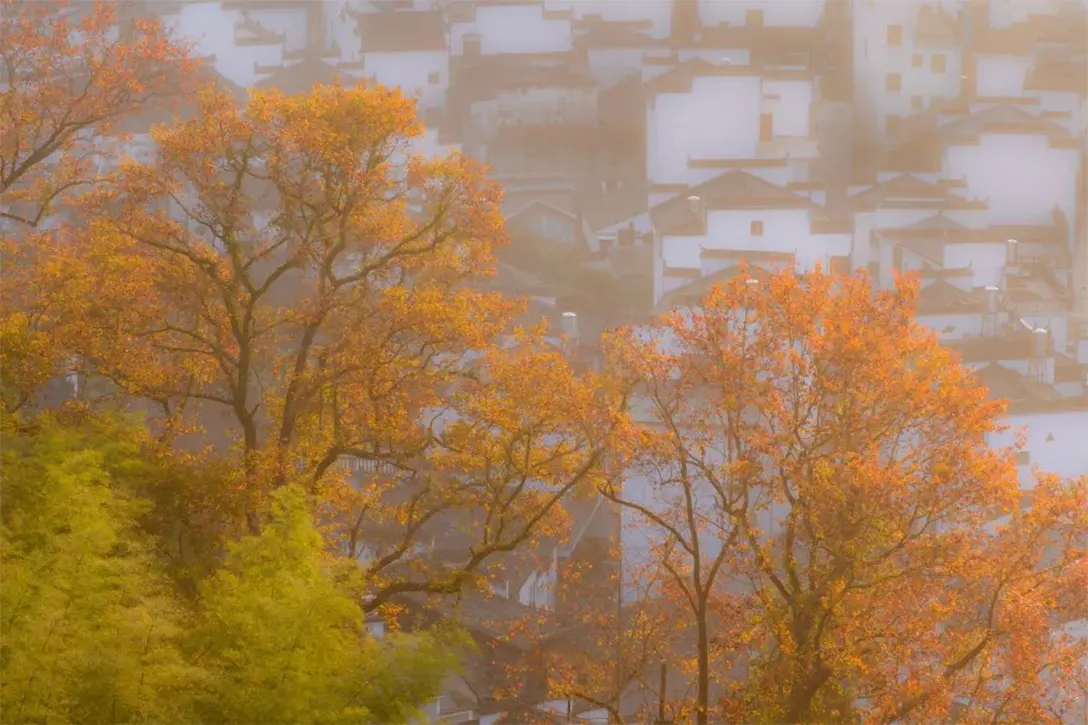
[911,213,971,230]
[575,21,657,48]
[254,57,353,94]
[973,363,1061,403]
[916,279,987,314]
[880,222,1066,266]
[644,57,811,96]
[657,256,793,311]
[937,103,1072,141]
[357,10,447,53]
[945,332,1034,363]
[850,175,987,211]
[878,104,1074,173]
[652,171,813,235]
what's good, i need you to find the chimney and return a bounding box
[1005,238,1020,268]
[687,195,707,231]
[984,285,999,336]
[561,311,580,344]
[1029,327,1051,383]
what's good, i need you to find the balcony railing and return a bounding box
[336,456,401,476]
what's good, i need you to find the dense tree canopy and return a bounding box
[601,267,1087,725]
[1,412,462,724]
[2,2,1084,722]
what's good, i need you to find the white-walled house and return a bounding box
[575,18,664,91]
[352,10,449,111]
[644,59,819,193]
[649,170,851,309]
[159,1,296,88]
[695,0,826,29]
[448,0,573,59]
[848,173,989,280]
[852,0,968,145]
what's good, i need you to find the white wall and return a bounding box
[975,55,1032,97]
[166,3,286,88]
[698,0,825,28]
[853,208,945,271]
[943,134,1080,229]
[362,50,448,111]
[763,79,814,137]
[657,209,850,305]
[450,4,572,56]
[588,47,648,89]
[990,409,1088,481]
[852,0,964,143]
[917,311,984,341]
[649,75,761,185]
[987,0,1065,29]
[943,241,1006,286]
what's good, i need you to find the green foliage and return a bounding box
[1,416,466,724]
[0,415,204,724]
[191,484,462,724]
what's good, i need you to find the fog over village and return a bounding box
[2,0,1087,723]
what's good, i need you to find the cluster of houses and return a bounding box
[84,0,1088,722]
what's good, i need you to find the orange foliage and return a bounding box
[1,0,195,413]
[0,0,195,228]
[35,80,629,606]
[602,266,1087,724]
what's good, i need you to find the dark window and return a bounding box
[932,54,946,73]
[427,71,440,84]
[750,220,764,236]
[747,9,764,26]
[887,25,902,46]
[912,95,924,110]
[886,73,902,92]
[912,53,923,67]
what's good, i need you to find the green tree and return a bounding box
[0,414,204,724]
[191,484,462,724]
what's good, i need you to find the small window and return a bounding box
[759,113,773,142]
[912,95,924,110]
[931,54,946,73]
[427,71,440,84]
[746,9,764,26]
[912,53,923,67]
[750,220,764,236]
[462,33,482,57]
[886,73,902,92]
[887,25,902,46]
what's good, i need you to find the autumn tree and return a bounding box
[1,0,195,412]
[492,531,681,724]
[41,83,628,608]
[0,0,194,228]
[603,266,1087,725]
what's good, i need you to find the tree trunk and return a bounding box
[696,598,710,725]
